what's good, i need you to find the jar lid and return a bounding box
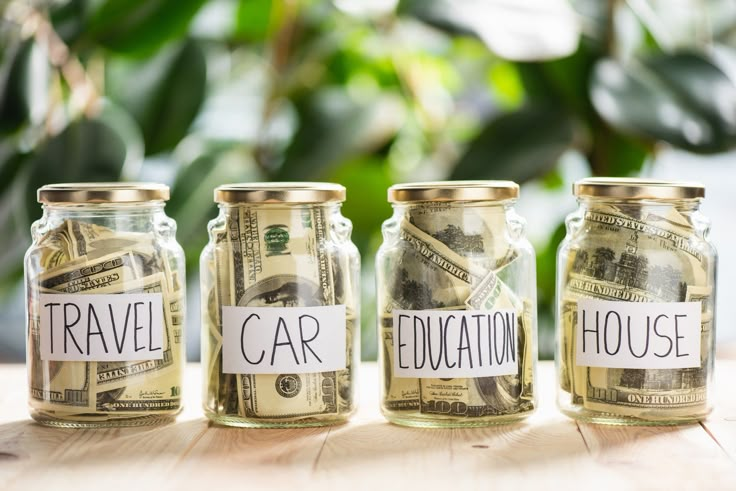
[214,182,346,203]
[573,178,705,200]
[388,181,519,203]
[37,183,170,203]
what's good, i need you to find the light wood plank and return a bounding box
[0,362,734,490]
[0,365,207,491]
[700,360,736,462]
[577,360,736,491]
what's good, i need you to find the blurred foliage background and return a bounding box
[2,0,736,361]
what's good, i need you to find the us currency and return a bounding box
[559,203,713,418]
[92,273,183,414]
[406,202,513,268]
[29,250,143,413]
[379,205,534,419]
[28,221,184,419]
[206,205,355,421]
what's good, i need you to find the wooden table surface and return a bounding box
[1,361,735,490]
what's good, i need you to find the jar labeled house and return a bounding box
[25,183,186,427]
[556,178,717,425]
[201,183,360,427]
[376,181,538,427]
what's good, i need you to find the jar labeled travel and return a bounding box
[201,183,360,427]
[376,181,537,427]
[556,178,716,425]
[25,183,186,427]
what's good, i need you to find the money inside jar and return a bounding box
[557,178,716,424]
[377,181,537,427]
[201,183,359,427]
[26,183,186,427]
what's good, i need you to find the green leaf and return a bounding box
[0,40,49,134]
[588,126,650,176]
[22,118,127,225]
[0,118,127,290]
[275,89,376,181]
[326,157,393,254]
[0,144,28,199]
[94,99,146,175]
[518,39,602,116]
[536,219,567,310]
[85,0,207,56]
[168,147,261,271]
[50,0,90,46]
[450,104,574,183]
[399,0,580,61]
[107,39,207,155]
[535,218,567,359]
[235,0,281,41]
[590,53,736,153]
[0,190,28,293]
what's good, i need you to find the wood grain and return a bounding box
[0,362,734,490]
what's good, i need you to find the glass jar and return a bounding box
[201,183,360,427]
[556,178,716,425]
[25,183,186,428]
[376,181,538,427]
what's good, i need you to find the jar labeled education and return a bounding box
[25,183,186,427]
[376,181,537,427]
[556,178,716,425]
[201,183,360,427]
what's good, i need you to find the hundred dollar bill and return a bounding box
[210,205,349,420]
[379,219,477,412]
[65,219,184,296]
[94,308,183,414]
[31,270,183,416]
[559,203,712,418]
[238,371,338,418]
[91,273,182,394]
[36,222,74,270]
[29,217,185,420]
[338,315,358,413]
[380,315,420,412]
[406,202,512,269]
[581,285,713,419]
[379,214,533,419]
[36,251,142,293]
[381,219,478,315]
[419,274,533,418]
[29,250,144,412]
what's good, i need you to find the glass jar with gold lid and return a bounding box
[376,181,538,427]
[25,183,186,427]
[201,183,360,427]
[556,178,716,425]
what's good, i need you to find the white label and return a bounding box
[392,309,518,378]
[39,293,164,362]
[576,299,702,369]
[222,305,346,374]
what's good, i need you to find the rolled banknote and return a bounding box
[201,188,359,427]
[27,218,186,425]
[557,180,716,424]
[377,195,537,426]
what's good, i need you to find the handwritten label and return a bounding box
[222,305,346,374]
[576,299,701,369]
[392,309,518,378]
[40,293,164,361]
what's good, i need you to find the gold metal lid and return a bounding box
[573,178,705,200]
[388,180,519,203]
[214,182,346,203]
[37,182,170,203]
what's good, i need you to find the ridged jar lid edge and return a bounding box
[388,180,519,203]
[38,183,170,203]
[573,178,705,200]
